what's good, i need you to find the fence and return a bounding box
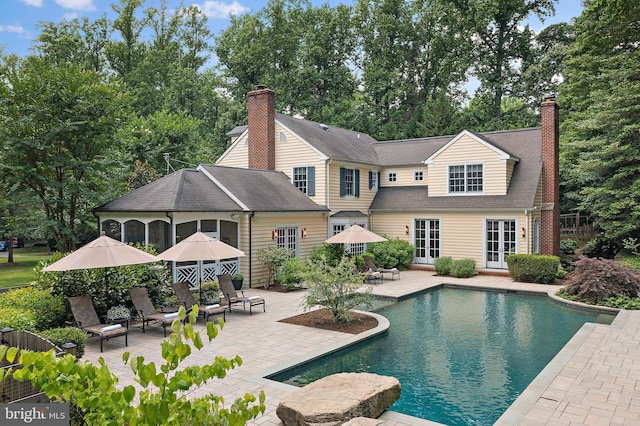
[560,213,595,238]
[1,328,75,403]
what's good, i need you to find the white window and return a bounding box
[448,164,483,194]
[414,171,424,181]
[275,227,298,254]
[388,172,397,182]
[343,169,355,195]
[369,171,378,190]
[279,131,288,142]
[292,166,315,195]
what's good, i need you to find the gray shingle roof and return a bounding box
[200,165,328,212]
[276,113,380,164]
[95,166,327,213]
[370,128,543,211]
[94,169,241,212]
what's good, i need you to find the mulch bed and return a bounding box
[278,308,378,334]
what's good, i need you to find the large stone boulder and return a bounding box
[276,372,401,426]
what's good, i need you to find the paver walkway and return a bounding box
[80,270,638,425]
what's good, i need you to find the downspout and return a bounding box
[524,210,530,254]
[325,157,332,238]
[249,212,255,288]
[166,212,175,282]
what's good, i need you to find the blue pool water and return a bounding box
[270,287,614,425]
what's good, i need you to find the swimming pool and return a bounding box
[269,287,615,425]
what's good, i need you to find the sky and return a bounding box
[1,0,584,60]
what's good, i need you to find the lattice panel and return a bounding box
[175,267,198,289]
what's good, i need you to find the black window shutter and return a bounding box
[355,169,360,197]
[340,167,346,196]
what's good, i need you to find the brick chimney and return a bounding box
[247,86,276,170]
[540,97,560,256]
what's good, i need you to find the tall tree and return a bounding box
[450,0,556,121]
[559,0,640,244]
[0,57,131,251]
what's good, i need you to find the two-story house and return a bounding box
[95,86,559,288]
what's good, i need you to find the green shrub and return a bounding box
[367,237,415,269]
[257,246,294,288]
[0,286,67,331]
[309,243,346,267]
[450,258,476,278]
[302,257,373,323]
[40,327,87,359]
[563,257,640,304]
[278,257,309,288]
[581,234,620,259]
[434,256,453,275]
[0,307,37,331]
[199,280,221,304]
[506,254,560,283]
[560,239,578,255]
[354,252,375,272]
[599,296,640,310]
[34,246,171,319]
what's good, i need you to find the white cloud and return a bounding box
[54,0,96,11]
[0,25,27,34]
[63,13,79,21]
[21,0,44,6]
[198,1,250,19]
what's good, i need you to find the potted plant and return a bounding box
[231,273,244,290]
[200,281,221,305]
[106,305,131,322]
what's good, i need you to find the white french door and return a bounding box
[414,219,440,264]
[486,220,517,269]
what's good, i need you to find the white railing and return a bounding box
[175,260,240,290]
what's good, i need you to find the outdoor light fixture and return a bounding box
[521,227,526,238]
[405,225,410,235]
[271,230,277,240]
[301,228,307,238]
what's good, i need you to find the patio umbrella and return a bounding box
[42,233,159,308]
[324,224,387,244]
[43,234,158,272]
[155,231,245,289]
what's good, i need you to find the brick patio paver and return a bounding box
[78,270,638,425]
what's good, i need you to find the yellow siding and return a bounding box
[380,167,427,187]
[274,123,327,205]
[427,135,507,196]
[217,134,249,168]
[328,162,377,214]
[239,212,327,288]
[372,211,528,268]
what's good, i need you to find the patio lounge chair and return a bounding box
[363,255,400,280]
[353,267,382,283]
[172,282,226,322]
[217,274,265,315]
[129,287,177,337]
[68,295,128,352]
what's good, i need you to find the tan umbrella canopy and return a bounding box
[42,234,158,271]
[156,231,245,262]
[42,234,159,308]
[324,224,387,244]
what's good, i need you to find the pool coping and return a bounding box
[252,281,619,426]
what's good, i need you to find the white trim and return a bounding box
[197,165,250,211]
[276,119,328,160]
[216,129,247,163]
[424,130,518,165]
[482,216,520,269]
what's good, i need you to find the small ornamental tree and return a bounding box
[561,257,640,305]
[1,306,266,425]
[257,246,294,288]
[301,256,373,323]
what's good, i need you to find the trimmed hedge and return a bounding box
[0,287,67,331]
[450,258,476,278]
[506,254,559,283]
[40,327,88,359]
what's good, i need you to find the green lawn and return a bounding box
[0,246,54,289]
